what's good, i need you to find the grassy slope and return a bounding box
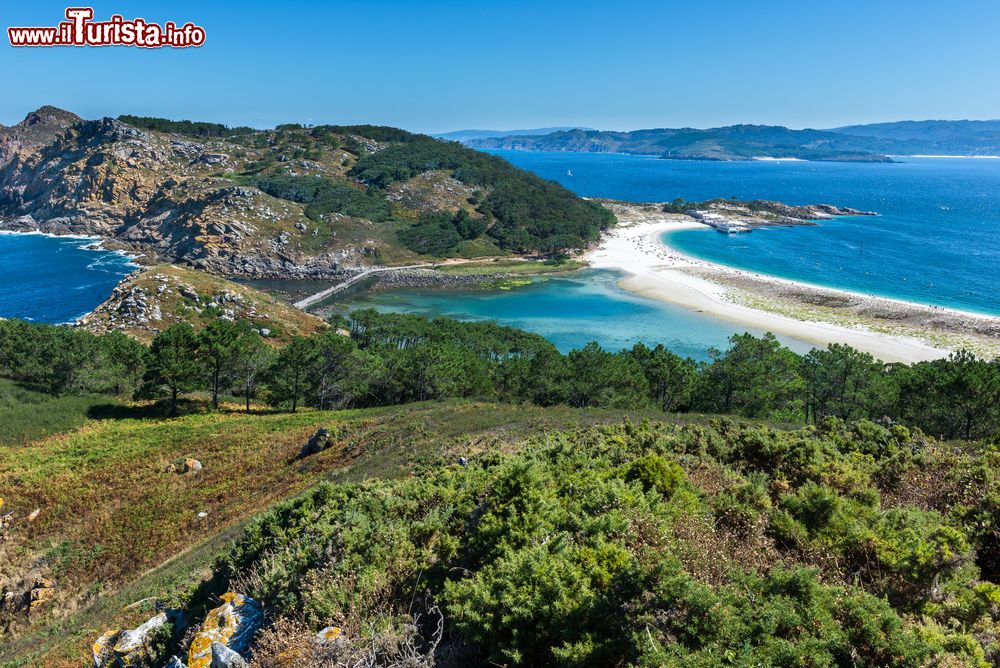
[78,264,328,343]
[0,379,116,446]
[0,400,683,666]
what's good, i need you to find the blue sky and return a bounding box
[2,0,999,132]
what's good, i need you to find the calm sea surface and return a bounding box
[343,152,1000,356]
[7,152,995,357]
[492,151,1000,316]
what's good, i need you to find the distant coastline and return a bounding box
[893,154,1000,159]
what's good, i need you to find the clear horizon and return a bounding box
[3,0,1000,133]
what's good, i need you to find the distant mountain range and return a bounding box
[434,127,594,142]
[462,120,1000,162]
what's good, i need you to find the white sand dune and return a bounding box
[584,217,953,363]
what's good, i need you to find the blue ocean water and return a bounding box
[347,269,813,358]
[0,233,136,323]
[489,151,1000,316]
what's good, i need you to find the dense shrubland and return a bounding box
[3,314,1000,665]
[2,313,999,440]
[217,419,1000,666]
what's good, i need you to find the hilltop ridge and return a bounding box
[0,107,613,279]
[467,119,1000,160]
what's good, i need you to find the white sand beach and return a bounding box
[583,207,996,363]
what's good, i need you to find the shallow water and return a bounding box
[341,269,814,359]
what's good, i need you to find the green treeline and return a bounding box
[252,175,394,223]
[219,419,1000,665]
[117,115,256,138]
[2,314,1000,439]
[247,129,615,255]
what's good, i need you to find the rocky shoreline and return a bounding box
[681,200,877,232]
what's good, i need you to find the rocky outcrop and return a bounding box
[186,592,263,668]
[684,199,877,232]
[93,611,174,667]
[0,108,377,278]
[28,577,56,613]
[76,264,328,342]
[0,105,81,170]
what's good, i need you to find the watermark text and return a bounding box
[8,7,205,48]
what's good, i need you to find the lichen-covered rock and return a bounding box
[92,628,121,666]
[183,458,203,474]
[210,642,248,668]
[115,612,169,667]
[28,577,55,613]
[316,626,343,644]
[298,427,331,459]
[92,611,172,667]
[187,593,262,668]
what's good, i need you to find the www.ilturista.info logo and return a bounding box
[8,7,205,48]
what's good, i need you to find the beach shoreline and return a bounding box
[584,202,1000,363]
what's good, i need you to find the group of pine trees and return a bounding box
[2,312,999,439]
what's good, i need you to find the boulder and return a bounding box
[165,657,188,668]
[316,625,343,644]
[187,592,262,668]
[210,642,247,668]
[93,610,174,667]
[114,612,169,667]
[28,577,55,613]
[183,458,203,474]
[92,628,120,666]
[297,427,330,459]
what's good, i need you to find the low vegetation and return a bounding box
[185,420,1000,664]
[1,313,999,665]
[0,378,114,445]
[0,401,658,665]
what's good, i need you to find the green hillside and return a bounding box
[127,116,615,257]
